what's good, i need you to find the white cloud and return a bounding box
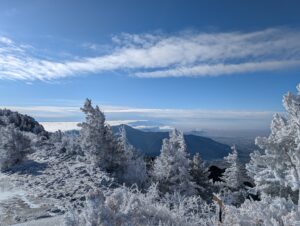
[40,122,79,132]
[40,120,140,132]
[0,36,13,45]
[134,60,300,78]
[0,28,300,80]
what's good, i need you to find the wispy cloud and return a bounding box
[134,60,300,78]
[1,28,300,80]
[2,105,80,118]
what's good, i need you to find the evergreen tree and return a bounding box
[246,84,300,209]
[152,129,196,196]
[78,99,146,185]
[78,99,126,174]
[191,153,209,186]
[191,153,210,197]
[221,145,243,190]
[117,126,147,186]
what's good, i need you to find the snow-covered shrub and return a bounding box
[0,125,31,170]
[152,129,197,196]
[64,185,217,226]
[49,130,83,156]
[223,195,298,226]
[216,188,247,207]
[281,210,300,225]
[161,191,216,224]
[61,134,83,156]
[50,130,63,143]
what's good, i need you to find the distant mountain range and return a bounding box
[112,125,231,160]
[0,107,231,161]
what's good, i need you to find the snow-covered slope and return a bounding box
[0,109,48,137]
[0,140,113,225]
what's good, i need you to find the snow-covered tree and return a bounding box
[78,99,107,165]
[221,145,243,190]
[152,129,196,196]
[78,99,146,185]
[117,126,147,186]
[0,125,31,170]
[246,142,296,200]
[190,153,211,198]
[78,99,126,174]
[50,130,63,143]
[246,84,300,209]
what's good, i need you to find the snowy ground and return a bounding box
[0,140,112,225]
[0,173,54,226]
[0,157,66,226]
[12,215,64,226]
[0,174,22,201]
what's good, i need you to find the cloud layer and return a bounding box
[2,104,275,131]
[0,28,300,80]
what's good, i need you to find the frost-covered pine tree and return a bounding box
[246,131,296,200]
[246,84,300,209]
[221,145,243,190]
[191,153,211,198]
[78,99,105,164]
[152,129,196,196]
[191,153,209,185]
[0,125,31,170]
[78,99,126,174]
[117,126,147,186]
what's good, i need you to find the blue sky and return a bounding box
[0,0,299,132]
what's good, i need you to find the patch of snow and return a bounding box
[0,173,39,208]
[18,193,40,209]
[0,173,22,201]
